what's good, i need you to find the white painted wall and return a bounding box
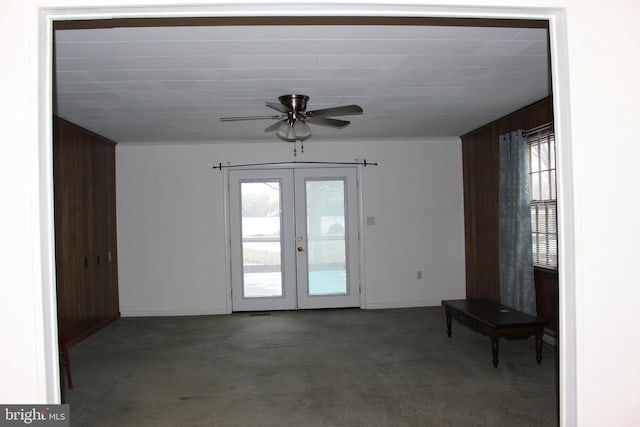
[116,144,229,316]
[562,1,640,426]
[116,138,466,315]
[3,1,640,426]
[354,140,467,308]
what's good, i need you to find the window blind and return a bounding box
[528,125,558,269]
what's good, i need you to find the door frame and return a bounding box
[32,5,575,419]
[224,164,366,312]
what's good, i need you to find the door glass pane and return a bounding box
[241,181,283,298]
[306,179,347,296]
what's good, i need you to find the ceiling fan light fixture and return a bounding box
[293,121,312,140]
[276,119,312,142]
[276,121,294,141]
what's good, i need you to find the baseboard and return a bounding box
[65,314,120,348]
[364,300,444,309]
[121,308,230,317]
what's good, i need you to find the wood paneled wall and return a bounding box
[534,267,559,333]
[461,97,558,332]
[54,117,120,346]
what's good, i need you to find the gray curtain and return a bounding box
[499,130,536,315]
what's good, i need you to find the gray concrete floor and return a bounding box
[64,307,558,426]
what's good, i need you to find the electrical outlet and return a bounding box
[417,271,423,279]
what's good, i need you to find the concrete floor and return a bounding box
[64,307,558,426]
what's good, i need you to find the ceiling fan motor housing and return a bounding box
[279,94,309,113]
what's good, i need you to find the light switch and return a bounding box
[366,216,375,226]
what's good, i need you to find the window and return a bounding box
[528,126,558,269]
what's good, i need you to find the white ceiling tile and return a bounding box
[57,91,120,101]
[56,71,96,83]
[473,40,535,56]
[405,67,454,79]
[418,26,476,39]
[56,29,115,42]
[56,57,114,72]
[514,28,549,41]
[88,69,210,82]
[474,55,543,67]
[434,40,485,55]
[159,81,202,90]
[487,67,549,79]
[518,41,549,55]
[316,54,406,68]
[449,67,494,78]
[226,54,318,69]
[467,27,525,40]
[55,42,114,58]
[328,68,382,80]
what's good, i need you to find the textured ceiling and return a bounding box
[54,20,549,144]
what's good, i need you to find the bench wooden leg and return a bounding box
[491,337,499,368]
[535,328,544,364]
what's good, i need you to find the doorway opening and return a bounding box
[39,7,573,422]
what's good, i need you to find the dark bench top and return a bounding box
[442,299,548,330]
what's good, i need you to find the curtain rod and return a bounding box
[526,122,553,134]
[213,160,378,170]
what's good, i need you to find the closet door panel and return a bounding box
[92,139,112,321]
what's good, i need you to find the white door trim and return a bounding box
[227,166,361,311]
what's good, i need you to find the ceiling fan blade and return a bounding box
[306,116,351,129]
[265,102,291,113]
[306,105,363,117]
[264,120,286,132]
[220,115,283,122]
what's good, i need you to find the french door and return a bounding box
[229,167,360,311]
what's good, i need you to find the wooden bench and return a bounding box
[441,299,548,368]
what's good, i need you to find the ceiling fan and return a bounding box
[220,94,363,143]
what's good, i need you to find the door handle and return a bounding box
[297,247,305,252]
